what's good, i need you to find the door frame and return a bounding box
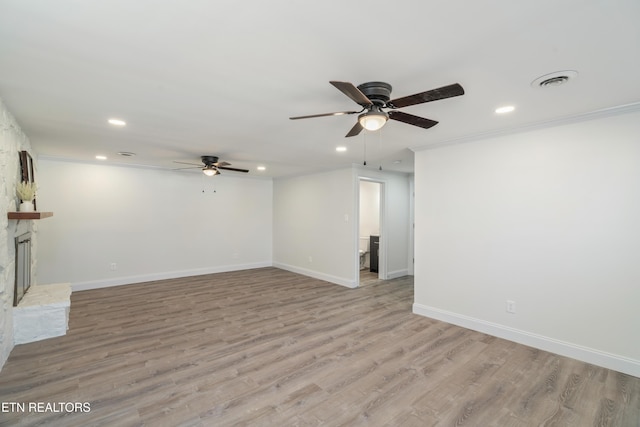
[355,176,386,287]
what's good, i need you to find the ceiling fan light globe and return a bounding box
[202,166,218,176]
[358,111,388,131]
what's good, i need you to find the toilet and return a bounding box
[359,237,370,270]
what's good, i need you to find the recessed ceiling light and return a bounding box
[336,146,347,152]
[393,160,402,164]
[495,105,515,114]
[95,155,107,160]
[257,166,266,171]
[108,118,126,126]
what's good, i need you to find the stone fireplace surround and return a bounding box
[5,214,69,346]
[1,97,53,370]
[1,99,29,370]
[1,98,71,373]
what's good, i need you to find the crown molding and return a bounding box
[412,101,640,152]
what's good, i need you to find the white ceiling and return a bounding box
[1,0,639,177]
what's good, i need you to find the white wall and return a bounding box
[273,168,356,287]
[272,166,412,287]
[413,107,640,377]
[36,159,273,290]
[0,98,37,370]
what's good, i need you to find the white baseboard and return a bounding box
[387,269,409,280]
[72,262,272,292]
[413,303,640,378]
[272,262,356,289]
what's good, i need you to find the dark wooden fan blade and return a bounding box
[330,81,373,107]
[218,166,249,173]
[345,121,364,137]
[388,111,438,129]
[290,110,359,120]
[173,161,203,167]
[388,83,464,109]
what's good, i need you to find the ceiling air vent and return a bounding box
[531,70,578,88]
[539,76,569,87]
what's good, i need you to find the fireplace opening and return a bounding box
[14,232,32,306]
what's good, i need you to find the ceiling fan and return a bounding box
[290,81,464,137]
[173,156,249,176]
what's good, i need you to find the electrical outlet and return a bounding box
[506,300,516,314]
[110,262,117,271]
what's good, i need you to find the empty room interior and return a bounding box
[1,1,639,425]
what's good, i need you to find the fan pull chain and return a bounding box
[201,173,217,193]
[378,128,383,170]
[363,131,367,166]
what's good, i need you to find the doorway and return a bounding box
[357,179,384,286]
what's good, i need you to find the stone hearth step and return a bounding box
[13,283,71,345]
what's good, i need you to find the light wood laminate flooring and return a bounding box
[1,267,638,426]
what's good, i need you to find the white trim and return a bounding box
[387,269,409,280]
[353,168,362,287]
[358,175,386,281]
[273,262,356,289]
[272,165,354,181]
[413,303,640,378]
[408,175,415,276]
[37,155,272,181]
[72,262,272,291]
[378,181,387,280]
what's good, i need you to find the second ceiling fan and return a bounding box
[290,81,464,137]
[174,156,249,176]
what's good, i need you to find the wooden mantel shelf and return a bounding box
[8,212,53,220]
